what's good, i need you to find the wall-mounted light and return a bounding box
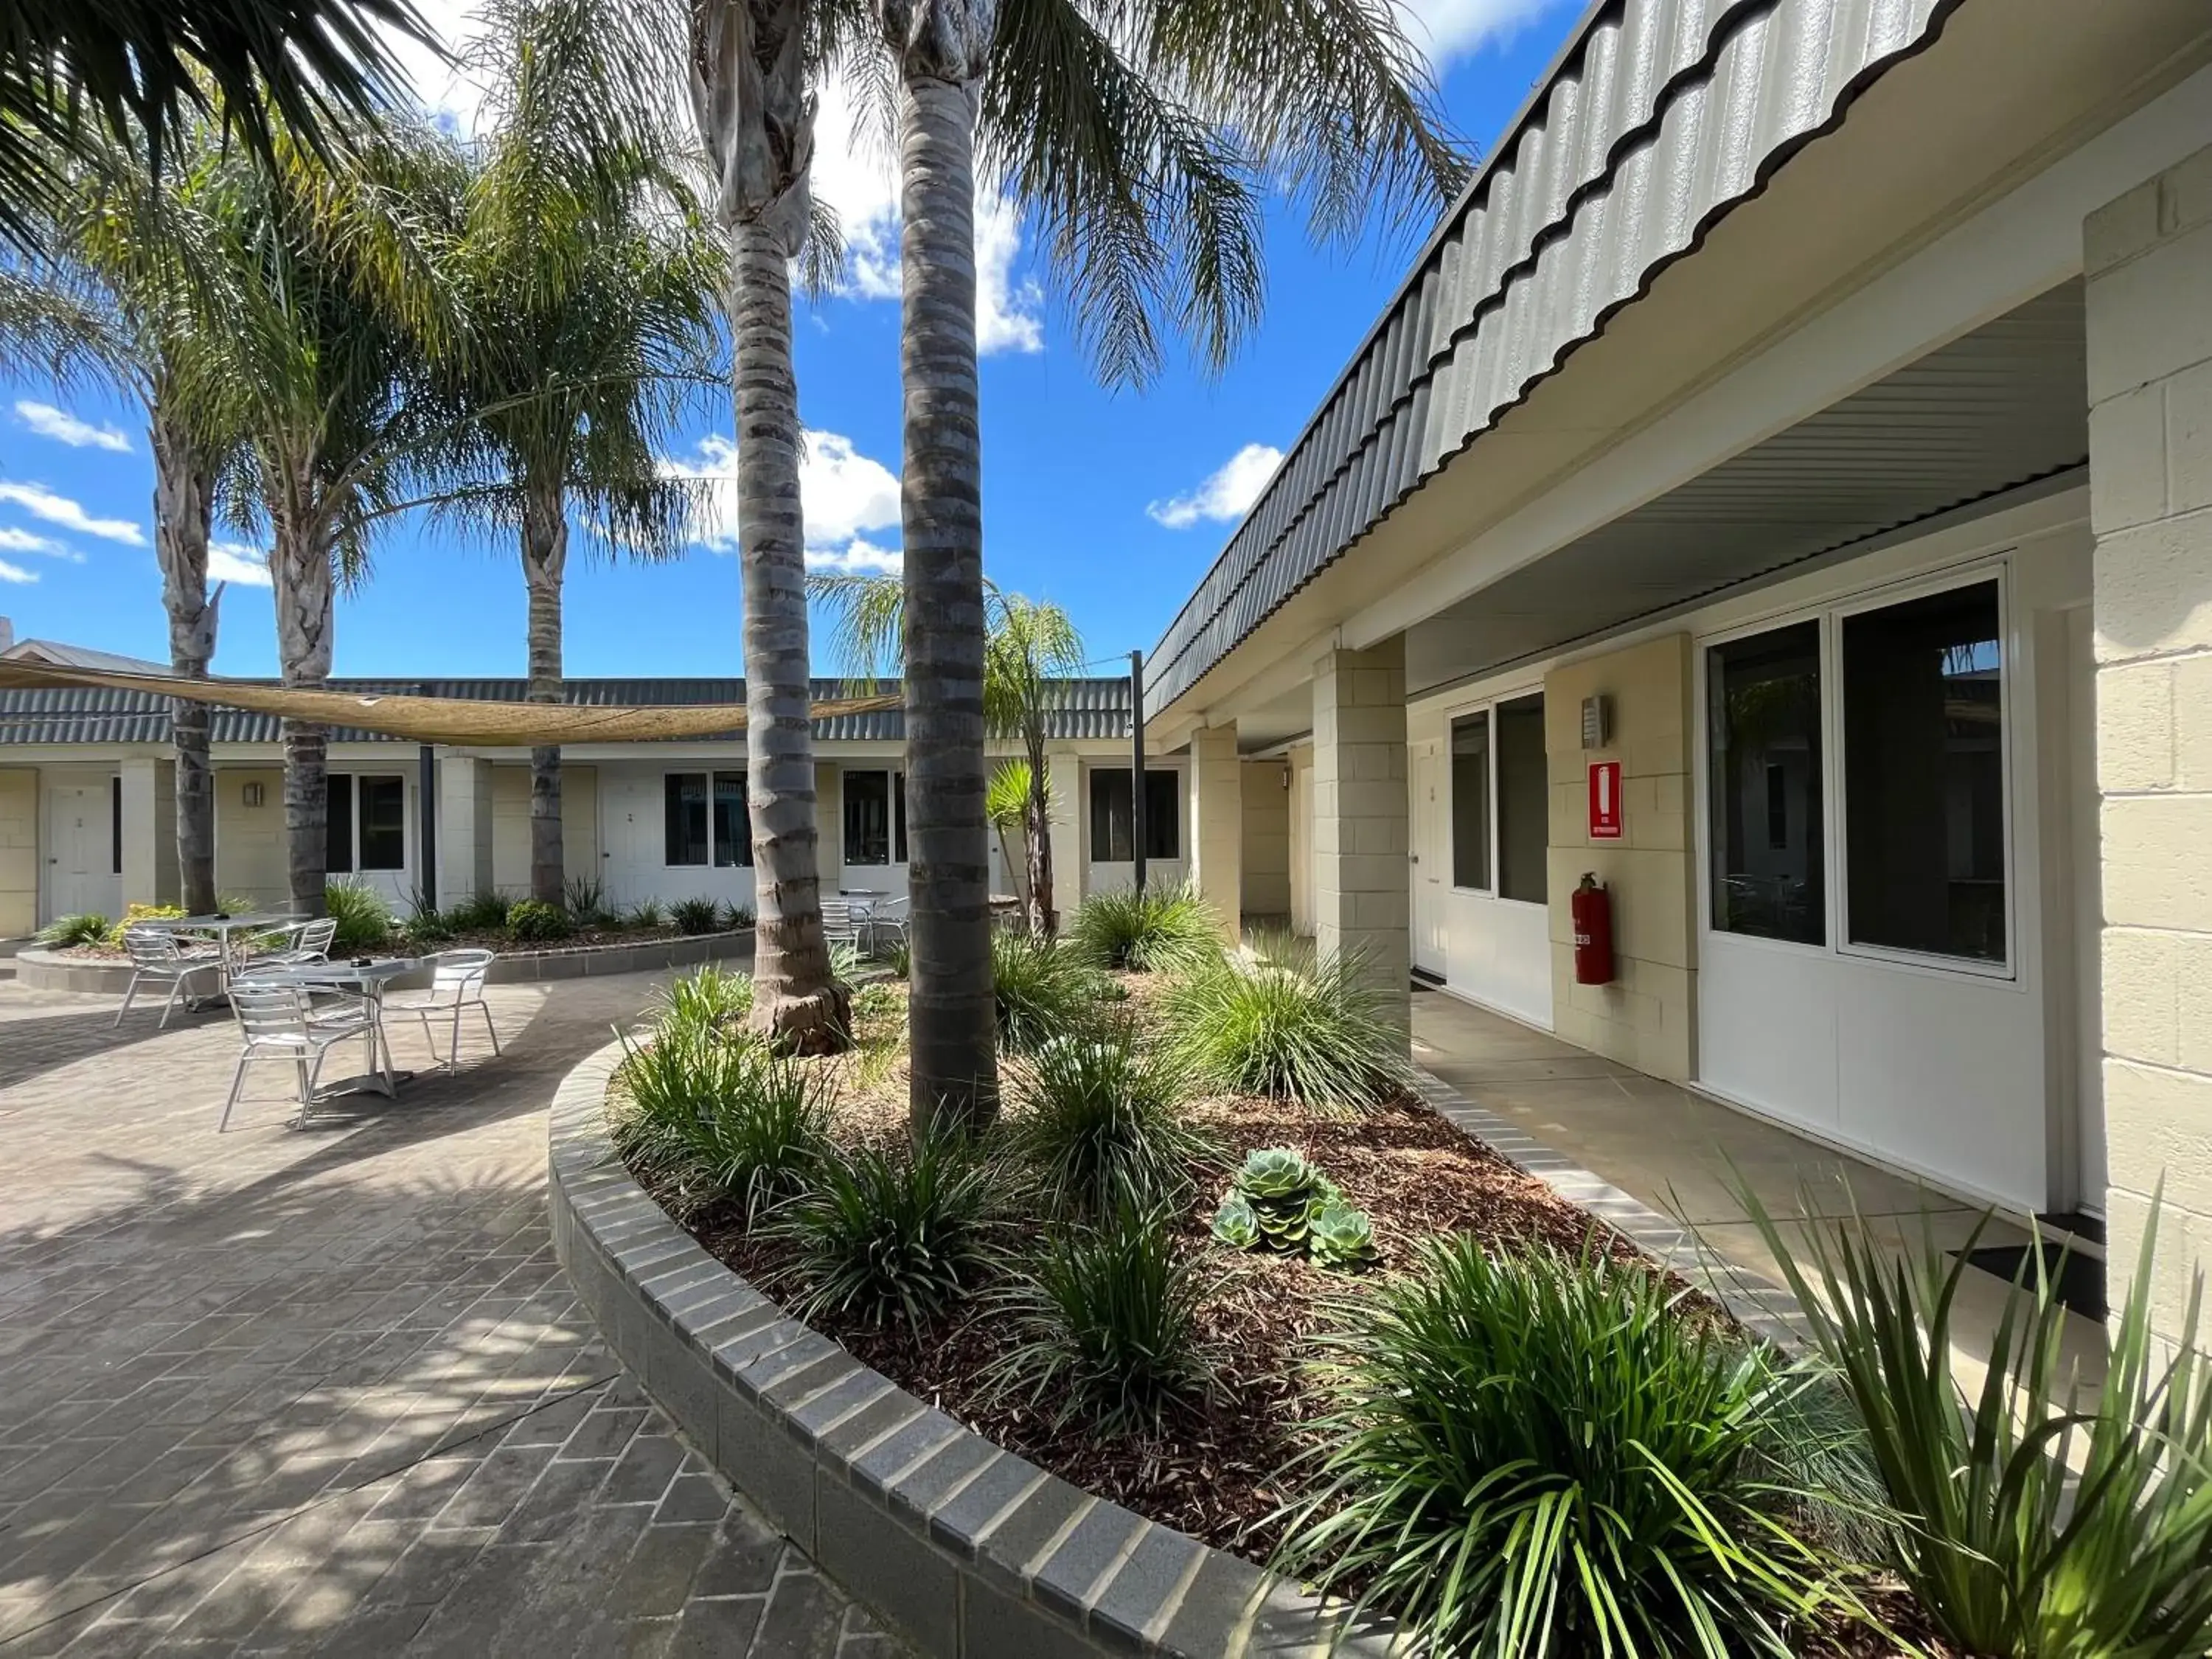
[241,782,265,807]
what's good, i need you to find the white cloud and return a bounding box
[661,427,903,571]
[807,539,902,576]
[0,526,83,561]
[208,541,275,588]
[0,559,35,584]
[1399,0,1573,63]
[14,400,132,452]
[1147,443,1284,529]
[0,481,144,544]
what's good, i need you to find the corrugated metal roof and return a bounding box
[0,677,1134,747]
[1144,0,1958,720]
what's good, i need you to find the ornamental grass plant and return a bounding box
[323,877,394,950]
[1005,1029,1217,1214]
[1162,933,1406,1111]
[1066,884,1222,973]
[991,929,1110,1054]
[613,1022,829,1222]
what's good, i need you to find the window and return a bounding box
[325,775,406,874]
[1087,768,1180,861]
[358,776,406,870]
[1843,580,2006,964]
[712,772,752,867]
[842,771,906,866]
[665,773,709,866]
[1708,621,1824,945]
[1450,712,1490,890]
[1495,694,1548,904]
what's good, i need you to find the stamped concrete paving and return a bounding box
[0,973,900,1658]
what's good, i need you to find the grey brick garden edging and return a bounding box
[546,1039,1397,1659]
[16,927,751,995]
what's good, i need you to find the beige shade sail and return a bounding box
[0,660,900,746]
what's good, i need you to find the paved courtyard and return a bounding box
[0,970,899,1658]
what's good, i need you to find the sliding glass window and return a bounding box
[1708,622,1824,945]
[1495,694,1548,904]
[1842,580,2006,964]
[1450,712,1490,890]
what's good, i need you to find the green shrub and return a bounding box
[670,896,722,935]
[38,912,111,947]
[1274,1234,1844,1658]
[613,1026,827,1221]
[1006,1032,1213,1216]
[626,897,667,931]
[1747,1183,2212,1658]
[403,908,455,946]
[105,902,186,945]
[884,936,912,979]
[1162,938,1406,1110]
[762,1130,1000,1332]
[324,880,394,951]
[447,890,513,932]
[1067,885,1222,973]
[990,1204,1215,1436]
[992,930,1108,1054]
[506,900,572,942]
[650,962,754,1038]
[721,902,754,931]
[562,874,612,926]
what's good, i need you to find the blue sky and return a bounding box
[0,0,1579,681]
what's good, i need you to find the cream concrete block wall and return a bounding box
[1313,639,1411,1040]
[1541,633,1698,1081]
[215,768,288,907]
[2088,142,2212,1342]
[1189,724,1242,940]
[491,762,599,896]
[1240,759,1292,917]
[0,768,36,936]
[437,756,496,908]
[1046,751,1083,912]
[119,757,178,908]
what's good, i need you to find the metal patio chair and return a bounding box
[819,899,862,953]
[863,896,909,956]
[114,926,225,1029]
[249,917,338,969]
[380,949,501,1074]
[219,981,386,1131]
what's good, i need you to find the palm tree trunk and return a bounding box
[1024,730,1054,937]
[272,501,334,918]
[523,486,567,908]
[732,216,849,1051]
[897,67,997,1131]
[152,410,219,915]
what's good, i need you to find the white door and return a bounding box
[46,779,119,921]
[601,771,664,906]
[1411,740,1447,975]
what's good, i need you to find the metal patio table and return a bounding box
[136,911,300,995]
[232,956,425,1097]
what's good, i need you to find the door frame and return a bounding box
[41,768,121,924]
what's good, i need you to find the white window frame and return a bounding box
[842,768,905,867]
[1692,554,2017,983]
[328,772,410,875]
[1441,686,1545,907]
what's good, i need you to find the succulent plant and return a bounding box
[1223,1147,1332,1254]
[1211,1194,1261,1250]
[1307,1202,1377,1270]
[1237,1147,1319,1200]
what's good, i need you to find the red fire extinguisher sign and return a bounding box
[1587,760,1623,840]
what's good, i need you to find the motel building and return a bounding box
[1140,0,2212,1338]
[0,659,1186,939]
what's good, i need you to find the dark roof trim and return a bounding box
[1144,0,1963,721]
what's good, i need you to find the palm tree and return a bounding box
[1,0,436,253]
[3,131,241,914]
[864,0,1468,1131]
[689,0,860,1051]
[814,571,1082,936]
[441,0,722,908]
[184,121,462,917]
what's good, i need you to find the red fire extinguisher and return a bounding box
[1572,873,1614,986]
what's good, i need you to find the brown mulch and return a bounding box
[636,970,1944,1655]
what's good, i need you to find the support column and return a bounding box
[1046,751,1083,914]
[1189,724,1242,942]
[437,756,495,909]
[2086,144,2212,1340]
[118,757,178,908]
[1312,639,1410,1041]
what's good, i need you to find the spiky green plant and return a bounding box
[1162,938,1405,1110]
[1006,1031,1214,1215]
[612,1025,827,1221]
[627,897,667,930]
[669,896,722,935]
[448,890,513,931]
[990,1203,1215,1436]
[1746,1183,2212,1658]
[992,930,1108,1054]
[649,961,754,1038]
[1275,1234,1848,1657]
[37,912,111,947]
[1066,885,1223,974]
[763,1130,1001,1332]
[324,877,394,951]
